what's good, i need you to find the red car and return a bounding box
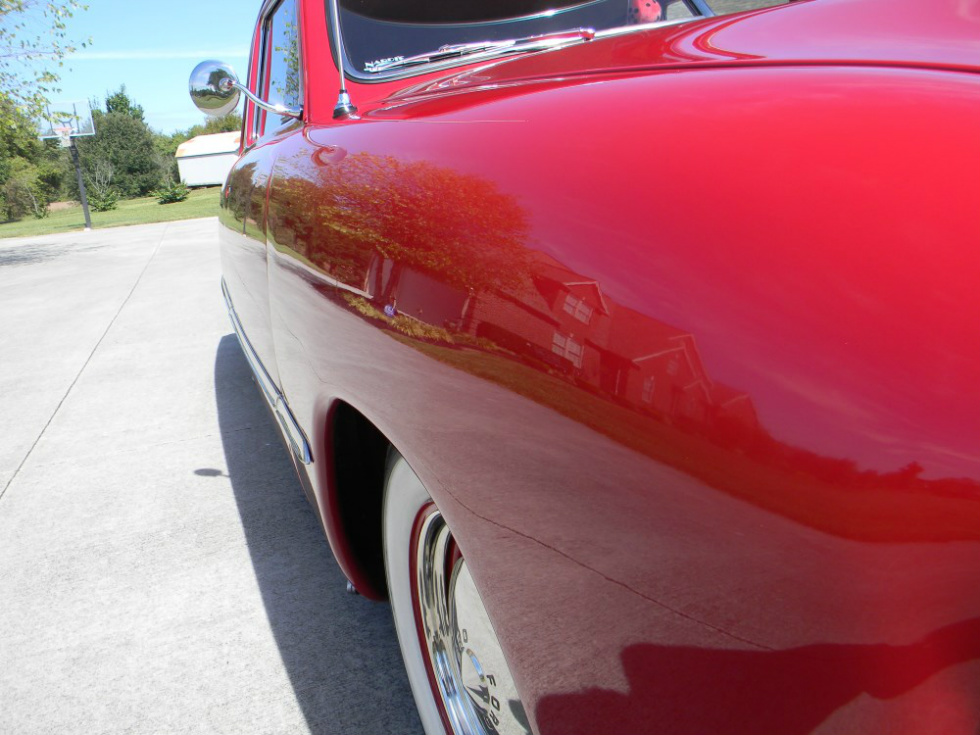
[190,0,980,732]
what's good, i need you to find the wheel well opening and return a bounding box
[331,401,390,599]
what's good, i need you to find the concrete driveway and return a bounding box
[0,220,422,735]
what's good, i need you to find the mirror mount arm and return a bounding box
[220,78,302,119]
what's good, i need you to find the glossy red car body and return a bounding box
[218,0,980,731]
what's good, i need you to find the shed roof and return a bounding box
[175,131,240,159]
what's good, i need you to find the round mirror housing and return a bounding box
[189,60,241,117]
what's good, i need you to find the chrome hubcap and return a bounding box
[415,509,531,735]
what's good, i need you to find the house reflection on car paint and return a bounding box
[372,248,761,437]
[264,145,760,445]
[258,140,980,548]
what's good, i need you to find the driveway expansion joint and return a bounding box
[0,224,170,505]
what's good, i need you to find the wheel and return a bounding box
[383,452,531,735]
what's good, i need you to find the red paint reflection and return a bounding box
[266,142,980,545]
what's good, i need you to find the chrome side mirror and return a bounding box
[189,59,302,120]
[189,60,241,117]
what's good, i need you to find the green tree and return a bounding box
[0,96,42,174]
[0,1,89,123]
[186,111,242,138]
[0,1,88,215]
[273,150,532,297]
[1,155,50,220]
[73,87,163,197]
[103,85,143,120]
[34,151,64,199]
[0,96,48,220]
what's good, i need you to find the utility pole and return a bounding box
[68,138,92,230]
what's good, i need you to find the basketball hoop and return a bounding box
[55,126,73,148]
[34,100,96,230]
[35,100,95,143]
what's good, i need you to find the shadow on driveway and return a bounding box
[213,334,422,734]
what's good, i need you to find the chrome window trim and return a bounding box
[256,0,306,137]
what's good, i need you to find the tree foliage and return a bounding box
[154,178,189,204]
[0,76,238,220]
[0,0,86,219]
[0,0,89,122]
[270,150,532,297]
[86,157,116,211]
[185,111,241,138]
[104,85,143,120]
[0,96,41,172]
[73,86,162,198]
[0,96,63,220]
[2,155,44,218]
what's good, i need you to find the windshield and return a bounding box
[337,0,703,78]
[342,0,609,23]
[334,0,792,78]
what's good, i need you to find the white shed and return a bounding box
[175,132,241,187]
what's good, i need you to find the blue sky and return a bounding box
[50,0,257,134]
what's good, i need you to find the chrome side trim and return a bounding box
[222,279,313,465]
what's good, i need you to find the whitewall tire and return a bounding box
[383,453,530,735]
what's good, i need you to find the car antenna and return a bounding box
[330,0,358,119]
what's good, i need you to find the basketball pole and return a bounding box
[68,137,92,230]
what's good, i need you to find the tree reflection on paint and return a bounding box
[276,149,532,297]
[267,143,980,545]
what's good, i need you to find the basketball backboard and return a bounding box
[36,100,95,140]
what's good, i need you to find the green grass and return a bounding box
[0,187,221,238]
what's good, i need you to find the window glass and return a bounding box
[563,293,593,324]
[706,0,789,13]
[641,376,655,403]
[335,0,792,78]
[340,1,616,76]
[552,332,584,368]
[664,2,695,20]
[341,0,597,24]
[262,0,301,131]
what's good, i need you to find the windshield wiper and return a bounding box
[364,28,596,74]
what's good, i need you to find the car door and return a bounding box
[220,0,303,393]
